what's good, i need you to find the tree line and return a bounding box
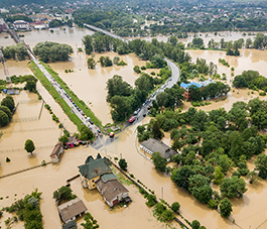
[33,42,73,63]
[2,43,29,61]
[0,95,15,127]
[137,98,267,217]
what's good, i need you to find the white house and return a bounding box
[13,20,30,31]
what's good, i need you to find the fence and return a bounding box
[0,162,52,179]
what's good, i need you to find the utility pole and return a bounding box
[161,187,163,199]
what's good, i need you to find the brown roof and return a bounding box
[96,179,128,203]
[58,198,87,223]
[50,142,63,157]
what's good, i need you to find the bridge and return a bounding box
[83,23,128,43]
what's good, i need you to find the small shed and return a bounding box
[62,221,77,229]
[50,142,64,163]
[58,198,87,224]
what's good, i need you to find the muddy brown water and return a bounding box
[1,26,267,228]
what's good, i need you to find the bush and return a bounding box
[141,66,146,70]
[146,194,157,207]
[259,91,266,96]
[207,199,218,209]
[192,220,201,229]
[6,157,10,162]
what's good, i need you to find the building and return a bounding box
[30,21,49,30]
[140,138,177,162]
[180,78,215,100]
[58,198,87,224]
[62,221,77,229]
[13,20,30,31]
[0,18,7,32]
[78,154,112,190]
[50,142,64,163]
[96,174,129,207]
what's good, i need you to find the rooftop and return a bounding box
[50,142,63,158]
[78,154,111,180]
[58,198,87,223]
[140,138,177,159]
[96,179,128,203]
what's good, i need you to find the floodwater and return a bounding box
[0,145,178,229]
[1,26,267,228]
[0,91,61,176]
[0,32,16,47]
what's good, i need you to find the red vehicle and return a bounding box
[128,116,136,123]
[65,143,74,148]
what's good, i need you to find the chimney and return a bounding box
[95,168,98,173]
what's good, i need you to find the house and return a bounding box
[180,78,215,100]
[13,20,30,31]
[62,221,77,229]
[140,138,177,162]
[96,174,129,207]
[78,154,112,190]
[50,142,64,163]
[0,18,7,32]
[58,198,87,224]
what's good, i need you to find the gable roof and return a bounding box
[101,173,117,183]
[198,78,215,87]
[58,198,87,223]
[50,142,63,158]
[78,156,111,180]
[140,138,177,159]
[96,179,128,203]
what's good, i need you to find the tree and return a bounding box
[82,35,93,55]
[1,96,15,112]
[219,198,232,218]
[0,106,12,120]
[118,158,127,171]
[171,166,195,191]
[217,155,231,173]
[79,126,94,141]
[152,121,164,140]
[26,80,36,92]
[246,170,261,184]
[53,186,74,202]
[133,65,141,74]
[220,176,247,198]
[151,152,167,172]
[213,167,224,185]
[192,220,201,229]
[59,135,68,144]
[0,110,9,127]
[171,202,180,213]
[254,154,267,179]
[87,58,96,69]
[113,56,120,64]
[24,139,35,155]
[190,85,202,101]
[189,174,212,204]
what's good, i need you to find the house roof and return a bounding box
[58,198,87,223]
[198,78,215,87]
[62,221,77,229]
[140,138,177,159]
[101,173,117,183]
[78,156,111,180]
[96,179,128,203]
[50,142,63,158]
[180,81,201,89]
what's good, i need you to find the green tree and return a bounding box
[1,96,15,112]
[113,56,120,64]
[171,166,195,191]
[0,110,9,127]
[152,121,164,140]
[26,80,36,92]
[213,167,224,185]
[220,176,247,198]
[190,85,202,101]
[192,220,201,229]
[53,186,74,202]
[133,65,141,74]
[171,202,180,212]
[24,139,35,155]
[118,158,127,171]
[0,106,12,120]
[59,135,68,144]
[82,35,93,55]
[255,154,267,179]
[151,152,167,172]
[87,58,96,69]
[219,198,232,218]
[79,126,94,141]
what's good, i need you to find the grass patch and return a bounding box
[28,61,83,131]
[111,166,132,186]
[41,62,102,128]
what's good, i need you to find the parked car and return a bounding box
[89,120,94,125]
[129,116,136,123]
[97,129,101,133]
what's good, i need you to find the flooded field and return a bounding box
[0,91,61,176]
